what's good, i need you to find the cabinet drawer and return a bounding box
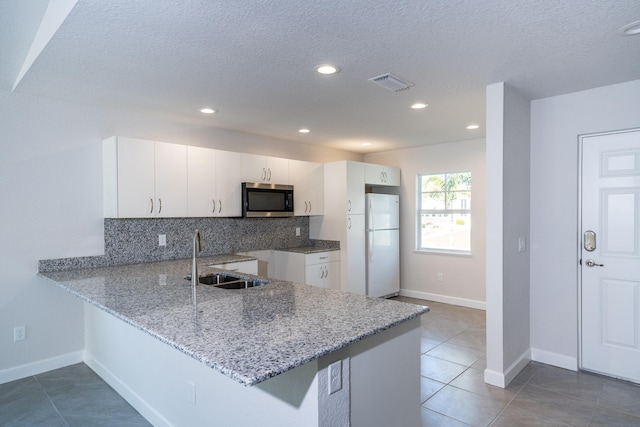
[305,251,340,265]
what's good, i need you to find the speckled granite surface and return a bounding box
[39,258,427,386]
[38,216,338,272]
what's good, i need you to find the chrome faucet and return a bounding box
[192,229,202,292]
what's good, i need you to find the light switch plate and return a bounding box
[159,234,167,246]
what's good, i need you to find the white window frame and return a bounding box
[416,172,472,255]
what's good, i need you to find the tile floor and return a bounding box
[394,296,640,427]
[2,298,640,426]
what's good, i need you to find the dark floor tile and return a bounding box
[421,407,472,426]
[427,342,484,367]
[526,365,606,402]
[490,405,573,426]
[597,378,640,418]
[588,405,640,426]
[421,355,468,383]
[0,377,66,427]
[421,336,441,353]
[450,367,523,404]
[510,383,596,426]
[446,328,487,352]
[424,385,508,426]
[421,376,446,403]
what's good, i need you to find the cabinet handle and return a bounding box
[262,168,266,181]
[304,201,308,213]
[158,198,162,214]
[267,168,272,181]
[319,256,328,260]
[309,201,312,212]
[325,266,329,278]
[348,217,351,229]
[218,199,222,214]
[347,200,351,212]
[149,198,154,214]
[212,199,216,214]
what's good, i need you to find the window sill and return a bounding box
[414,249,472,257]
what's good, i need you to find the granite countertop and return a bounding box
[39,257,427,386]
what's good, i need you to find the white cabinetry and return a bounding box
[309,161,366,294]
[364,164,400,186]
[187,147,242,217]
[274,251,340,289]
[241,154,289,184]
[103,137,187,218]
[289,160,324,216]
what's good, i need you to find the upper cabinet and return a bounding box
[346,161,366,215]
[187,147,242,217]
[103,137,187,218]
[289,160,324,216]
[241,154,289,184]
[364,164,400,186]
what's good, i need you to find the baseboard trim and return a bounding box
[484,349,531,388]
[0,350,83,384]
[84,352,172,427]
[531,348,577,371]
[399,289,486,310]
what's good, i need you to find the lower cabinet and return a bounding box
[273,250,340,289]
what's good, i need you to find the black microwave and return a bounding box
[242,182,294,217]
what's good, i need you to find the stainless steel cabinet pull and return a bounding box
[212,199,216,213]
[158,198,162,214]
[309,201,311,212]
[150,198,154,214]
[347,200,351,212]
[348,217,351,229]
[218,200,222,214]
[261,168,266,181]
[267,168,272,181]
[585,259,604,267]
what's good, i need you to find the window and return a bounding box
[417,172,471,253]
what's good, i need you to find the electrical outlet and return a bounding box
[14,326,25,342]
[328,360,342,395]
[295,227,301,237]
[159,234,167,246]
[187,381,196,405]
[437,273,444,282]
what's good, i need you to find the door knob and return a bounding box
[585,259,604,267]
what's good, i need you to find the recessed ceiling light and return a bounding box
[466,124,480,130]
[200,108,217,114]
[298,128,310,133]
[316,64,340,75]
[619,20,640,36]
[362,142,372,146]
[411,103,428,109]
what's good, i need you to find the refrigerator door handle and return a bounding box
[369,231,374,260]
[369,198,374,231]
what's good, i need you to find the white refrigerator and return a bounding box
[365,193,400,298]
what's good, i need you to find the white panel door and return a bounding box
[187,146,217,217]
[215,150,242,217]
[117,137,155,218]
[581,129,640,383]
[154,142,188,217]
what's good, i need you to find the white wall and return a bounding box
[529,79,640,369]
[484,82,532,388]
[0,90,360,381]
[365,138,486,308]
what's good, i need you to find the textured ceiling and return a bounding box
[2,0,640,153]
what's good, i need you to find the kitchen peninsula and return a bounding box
[40,255,427,427]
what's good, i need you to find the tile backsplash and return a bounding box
[39,216,332,272]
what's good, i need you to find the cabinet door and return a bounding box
[117,137,155,218]
[266,156,289,184]
[241,154,289,183]
[187,146,217,217]
[346,214,366,294]
[215,150,242,217]
[154,142,188,217]
[346,161,365,214]
[365,164,400,186]
[290,160,324,216]
[305,264,329,288]
[326,261,340,290]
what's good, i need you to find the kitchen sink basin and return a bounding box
[196,273,267,289]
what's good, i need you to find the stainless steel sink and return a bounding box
[196,273,267,289]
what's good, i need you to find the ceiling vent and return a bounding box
[368,73,414,92]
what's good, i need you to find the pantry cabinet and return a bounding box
[241,154,289,184]
[289,160,324,216]
[103,137,187,218]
